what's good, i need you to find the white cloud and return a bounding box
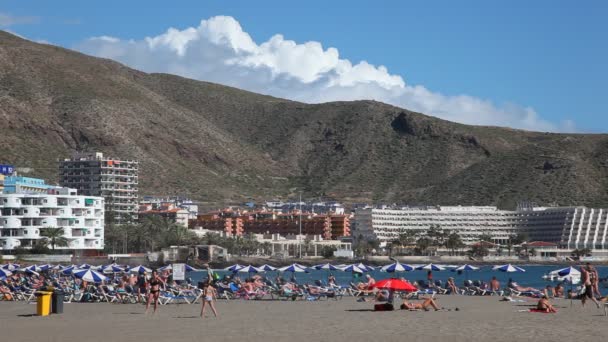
[76,16,572,132]
[0,12,38,27]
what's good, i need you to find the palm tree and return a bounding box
[40,227,70,251]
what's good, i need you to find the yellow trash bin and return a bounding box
[36,291,52,316]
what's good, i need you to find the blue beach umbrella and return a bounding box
[101,264,125,274]
[454,264,480,272]
[237,265,260,273]
[24,265,43,272]
[257,264,277,272]
[62,266,77,275]
[72,269,107,283]
[278,264,308,273]
[78,263,93,270]
[1,263,20,271]
[381,262,415,273]
[416,263,446,271]
[129,265,152,274]
[312,263,340,271]
[0,269,12,278]
[352,263,375,272]
[225,264,246,272]
[493,264,526,273]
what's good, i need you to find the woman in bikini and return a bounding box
[401,297,440,311]
[200,283,218,318]
[145,270,164,314]
[537,295,557,313]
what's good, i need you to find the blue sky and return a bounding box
[1,0,607,132]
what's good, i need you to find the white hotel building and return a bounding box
[354,206,608,250]
[0,187,104,251]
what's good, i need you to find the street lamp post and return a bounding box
[299,191,302,259]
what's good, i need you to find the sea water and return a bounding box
[187,265,607,295]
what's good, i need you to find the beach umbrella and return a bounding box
[38,264,52,271]
[278,264,308,273]
[18,268,40,276]
[72,269,107,283]
[225,264,246,272]
[381,262,415,273]
[340,264,367,273]
[62,266,77,275]
[554,266,581,308]
[101,264,125,274]
[555,266,581,279]
[1,263,20,271]
[492,264,526,273]
[416,263,446,271]
[312,263,340,271]
[0,269,12,278]
[184,265,199,272]
[52,265,66,270]
[373,278,418,292]
[454,264,480,272]
[129,265,152,274]
[24,265,43,272]
[257,264,277,272]
[352,263,375,272]
[77,263,93,270]
[237,265,260,273]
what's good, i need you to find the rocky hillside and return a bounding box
[1,31,607,208]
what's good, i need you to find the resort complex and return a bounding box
[353,205,608,252]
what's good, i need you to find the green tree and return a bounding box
[416,237,432,256]
[398,230,417,247]
[445,232,464,256]
[40,227,70,251]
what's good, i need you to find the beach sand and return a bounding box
[0,296,606,342]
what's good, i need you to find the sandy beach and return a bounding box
[0,296,606,342]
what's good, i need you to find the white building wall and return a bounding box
[354,205,608,250]
[0,193,104,251]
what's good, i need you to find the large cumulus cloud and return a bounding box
[77,16,571,132]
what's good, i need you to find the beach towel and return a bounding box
[528,309,557,313]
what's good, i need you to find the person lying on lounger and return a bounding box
[401,297,440,311]
[508,279,539,293]
[537,295,557,313]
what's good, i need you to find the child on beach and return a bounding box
[200,283,219,319]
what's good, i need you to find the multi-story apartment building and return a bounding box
[0,186,104,251]
[353,205,608,250]
[189,210,351,240]
[59,152,138,222]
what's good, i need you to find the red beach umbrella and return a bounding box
[373,278,417,292]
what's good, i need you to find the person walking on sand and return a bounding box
[580,265,600,309]
[200,283,218,318]
[145,270,165,314]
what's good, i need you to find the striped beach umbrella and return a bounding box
[72,269,107,283]
[0,269,12,278]
[312,263,340,271]
[38,264,52,271]
[454,264,480,271]
[52,265,66,270]
[352,263,375,272]
[257,264,277,272]
[340,264,367,274]
[1,263,20,271]
[24,265,43,272]
[62,266,77,275]
[278,264,308,273]
[493,264,526,273]
[225,264,246,272]
[417,263,446,271]
[237,265,260,273]
[381,262,415,273]
[101,264,125,274]
[18,268,40,276]
[129,265,152,274]
[78,263,93,270]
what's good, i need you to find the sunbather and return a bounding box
[401,297,440,311]
[508,279,539,293]
[537,295,557,313]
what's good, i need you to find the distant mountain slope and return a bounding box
[1,31,607,208]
